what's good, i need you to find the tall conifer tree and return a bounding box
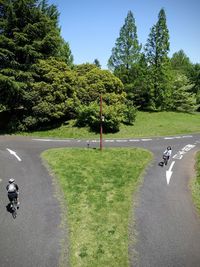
[108,11,141,74]
[145,8,171,110]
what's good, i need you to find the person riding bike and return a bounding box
[162,146,172,165]
[6,178,20,208]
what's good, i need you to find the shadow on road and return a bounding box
[6,203,18,219]
[158,161,164,167]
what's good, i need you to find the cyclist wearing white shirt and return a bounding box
[163,146,172,162]
[6,178,20,208]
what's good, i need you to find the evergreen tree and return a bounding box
[189,63,200,109]
[125,53,149,109]
[74,64,134,133]
[93,58,101,68]
[171,73,197,112]
[108,10,141,75]
[21,57,77,130]
[38,0,60,27]
[38,0,74,66]
[57,38,73,66]
[171,50,192,75]
[0,0,62,110]
[144,8,172,110]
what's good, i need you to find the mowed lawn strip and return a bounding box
[21,111,200,139]
[191,152,200,212]
[42,148,152,267]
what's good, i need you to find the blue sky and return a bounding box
[49,0,200,69]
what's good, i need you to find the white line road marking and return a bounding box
[141,139,152,141]
[166,161,175,185]
[173,154,183,160]
[116,140,128,142]
[129,139,140,142]
[7,148,22,162]
[32,138,71,142]
[164,135,193,140]
[182,144,196,151]
[173,144,196,160]
[105,140,114,142]
[0,178,2,183]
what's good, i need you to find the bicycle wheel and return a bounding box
[12,210,17,219]
[11,203,17,219]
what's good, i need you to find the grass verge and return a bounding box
[42,148,152,267]
[19,111,200,139]
[191,152,200,213]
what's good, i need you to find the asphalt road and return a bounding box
[0,134,200,266]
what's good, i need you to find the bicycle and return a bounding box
[163,155,169,166]
[159,155,169,167]
[10,198,18,219]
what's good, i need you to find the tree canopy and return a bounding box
[0,3,199,133]
[0,0,63,110]
[144,8,171,110]
[108,10,141,72]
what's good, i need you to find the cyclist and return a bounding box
[162,146,172,165]
[6,178,20,208]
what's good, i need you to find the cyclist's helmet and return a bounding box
[167,146,171,150]
[9,178,15,183]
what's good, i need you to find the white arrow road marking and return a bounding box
[6,148,22,162]
[166,161,175,185]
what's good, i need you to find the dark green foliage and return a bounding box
[170,51,199,111]
[124,54,149,109]
[18,60,130,132]
[144,8,172,110]
[75,64,124,106]
[38,0,60,27]
[171,50,192,75]
[21,57,77,130]
[75,64,131,132]
[57,38,74,66]
[1,2,199,134]
[76,99,125,133]
[108,10,141,72]
[0,0,62,110]
[107,11,140,116]
[190,64,200,92]
[123,100,137,125]
[189,64,200,108]
[171,73,197,112]
[93,59,101,68]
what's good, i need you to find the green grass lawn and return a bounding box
[18,111,200,266]
[42,148,152,267]
[191,152,200,213]
[20,111,200,139]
